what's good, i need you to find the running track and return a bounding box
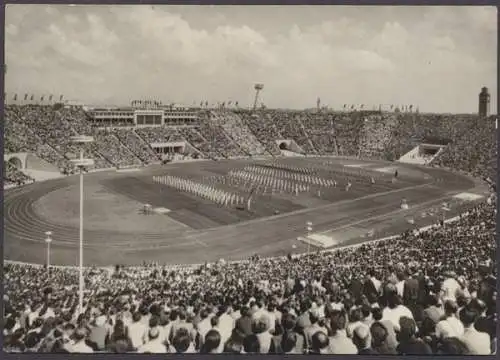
[3,158,485,266]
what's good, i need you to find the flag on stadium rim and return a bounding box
[24,94,28,100]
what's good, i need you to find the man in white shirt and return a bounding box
[127,312,148,350]
[381,296,414,332]
[217,305,235,345]
[138,328,168,353]
[69,328,93,353]
[459,307,490,355]
[441,272,461,302]
[435,300,464,340]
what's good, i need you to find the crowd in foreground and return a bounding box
[3,199,496,354]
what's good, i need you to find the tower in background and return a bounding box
[478,87,490,117]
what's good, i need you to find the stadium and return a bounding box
[3,97,498,354]
[3,5,497,356]
[4,103,494,266]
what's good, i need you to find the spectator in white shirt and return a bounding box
[127,312,147,350]
[459,307,490,355]
[70,328,93,353]
[138,327,167,353]
[435,300,464,340]
[382,292,414,332]
[441,272,461,302]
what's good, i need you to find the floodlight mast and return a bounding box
[253,84,264,110]
[70,135,95,315]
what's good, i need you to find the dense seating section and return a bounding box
[113,129,159,164]
[270,111,315,153]
[177,127,218,159]
[4,162,33,186]
[210,111,268,156]
[3,200,496,354]
[3,104,496,182]
[238,111,282,155]
[93,131,143,168]
[135,127,184,144]
[432,116,497,179]
[197,112,247,158]
[5,106,72,170]
[332,113,365,157]
[301,113,337,155]
[358,114,399,160]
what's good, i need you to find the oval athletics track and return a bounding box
[3,160,483,267]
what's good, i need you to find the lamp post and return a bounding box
[70,135,94,315]
[45,231,52,268]
[306,221,313,257]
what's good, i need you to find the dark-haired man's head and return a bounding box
[281,332,298,353]
[172,328,192,353]
[352,326,370,350]
[439,337,469,355]
[210,315,219,328]
[240,306,250,318]
[371,307,383,321]
[282,314,297,331]
[444,300,458,317]
[148,315,159,328]
[370,322,388,347]
[243,334,260,353]
[398,317,417,342]
[459,307,478,328]
[330,311,347,335]
[311,331,329,354]
[132,312,142,323]
[201,329,221,353]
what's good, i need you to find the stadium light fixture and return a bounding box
[70,135,95,315]
[45,231,52,269]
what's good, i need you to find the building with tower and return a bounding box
[478,87,490,117]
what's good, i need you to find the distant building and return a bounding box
[479,87,490,117]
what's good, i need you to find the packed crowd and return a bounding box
[211,110,268,156]
[4,104,497,180]
[4,161,34,187]
[3,198,496,354]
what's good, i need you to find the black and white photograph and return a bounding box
[2,4,497,355]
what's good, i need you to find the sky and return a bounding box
[4,5,497,113]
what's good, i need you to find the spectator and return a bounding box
[353,325,377,355]
[435,300,464,340]
[459,306,490,354]
[396,317,432,355]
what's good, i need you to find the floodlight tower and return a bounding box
[70,135,95,315]
[253,83,264,110]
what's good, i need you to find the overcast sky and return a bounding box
[5,5,497,113]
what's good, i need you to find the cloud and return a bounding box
[4,5,497,113]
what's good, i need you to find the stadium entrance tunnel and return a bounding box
[5,155,24,170]
[278,142,289,150]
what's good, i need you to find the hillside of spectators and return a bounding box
[4,104,496,181]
